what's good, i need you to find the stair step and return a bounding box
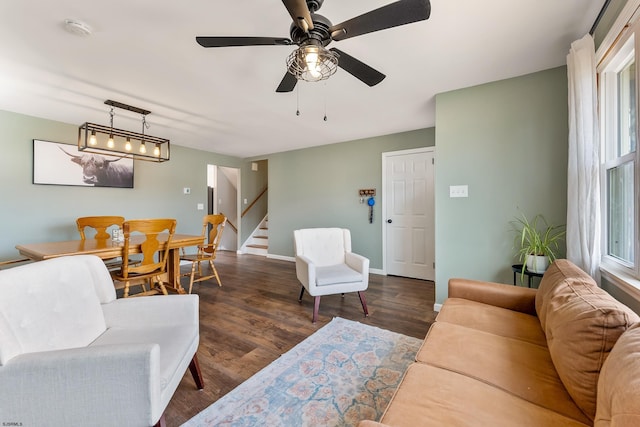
[247,244,268,249]
[254,236,268,240]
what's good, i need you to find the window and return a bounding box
[600,31,640,276]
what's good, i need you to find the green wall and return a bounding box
[434,66,569,305]
[267,128,435,268]
[0,109,242,259]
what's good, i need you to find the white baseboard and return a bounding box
[370,268,384,275]
[267,254,295,262]
[433,303,442,312]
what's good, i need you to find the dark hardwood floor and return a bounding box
[165,251,436,426]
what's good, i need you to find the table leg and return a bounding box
[165,247,186,294]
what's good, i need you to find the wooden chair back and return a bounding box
[200,214,227,256]
[76,216,125,240]
[120,218,176,278]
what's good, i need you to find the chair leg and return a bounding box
[358,291,369,317]
[155,276,168,296]
[189,354,205,390]
[298,286,305,302]
[123,280,130,298]
[210,260,222,287]
[312,296,321,323]
[188,261,198,294]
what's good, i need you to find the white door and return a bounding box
[383,148,435,280]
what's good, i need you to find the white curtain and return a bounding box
[566,34,601,280]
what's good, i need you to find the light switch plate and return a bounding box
[197,203,204,210]
[449,185,468,198]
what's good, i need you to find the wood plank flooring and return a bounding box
[165,251,436,426]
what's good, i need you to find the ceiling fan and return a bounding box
[196,0,431,93]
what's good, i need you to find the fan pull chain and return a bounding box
[296,85,300,116]
[323,81,328,122]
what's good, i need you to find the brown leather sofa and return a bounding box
[359,259,640,426]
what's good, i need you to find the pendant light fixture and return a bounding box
[78,100,170,162]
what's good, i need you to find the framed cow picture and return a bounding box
[32,139,134,188]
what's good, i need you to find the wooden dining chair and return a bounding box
[112,218,177,298]
[76,216,125,270]
[180,214,226,294]
[76,216,125,240]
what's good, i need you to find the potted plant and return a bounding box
[511,213,565,274]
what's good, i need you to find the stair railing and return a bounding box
[242,187,268,218]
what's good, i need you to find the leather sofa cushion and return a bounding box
[535,259,597,330]
[595,323,640,426]
[415,322,591,425]
[436,297,547,347]
[543,274,640,420]
[379,363,590,427]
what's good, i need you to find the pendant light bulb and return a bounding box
[153,144,160,156]
[107,134,115,149]
[139,141,146,154]
[89,131,97,146]
[125,138,132,151]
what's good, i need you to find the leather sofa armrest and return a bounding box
[448,278,537,315]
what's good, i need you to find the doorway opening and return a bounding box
[207,164,240,252]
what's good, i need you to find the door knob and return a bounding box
[387,219,392,223]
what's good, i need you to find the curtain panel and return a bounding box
[566,33,601,280]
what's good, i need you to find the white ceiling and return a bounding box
[0,0,604,158]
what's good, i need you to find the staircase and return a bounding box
[245,216,268,256]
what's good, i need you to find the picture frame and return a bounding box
[32,139,134,188]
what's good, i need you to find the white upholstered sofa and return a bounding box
[0,255,203,427]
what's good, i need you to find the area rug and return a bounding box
[182,317,422,427]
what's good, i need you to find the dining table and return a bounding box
[16,233,204,294]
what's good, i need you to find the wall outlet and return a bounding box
[197,203,204,210]
[449,185,468,198]
[183,187,191,195]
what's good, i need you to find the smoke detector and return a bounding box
[63,19,92,37]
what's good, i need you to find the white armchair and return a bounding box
[0,255,203,427]
[294,228,370,323]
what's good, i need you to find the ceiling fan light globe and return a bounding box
[287,44,338,83]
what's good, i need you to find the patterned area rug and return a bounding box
[183,317,422,427]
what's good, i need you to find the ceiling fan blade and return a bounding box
[331,48,385,87]
[276,71,298,93]
[281,0,314,32]
[196,36,292,48]
[330,0,431,42]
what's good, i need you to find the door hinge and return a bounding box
[432,158,434,165]
[433,261,435,269]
